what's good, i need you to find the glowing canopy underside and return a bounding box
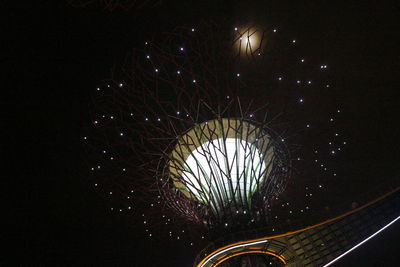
[168,119,275,212]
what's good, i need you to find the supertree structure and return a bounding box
[82,21,397,265]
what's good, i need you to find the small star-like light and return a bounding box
[292,39,296,43]
[120,132,124,136]
[236,73,240,77]
[307,80,312,84]
[299,98,304,103]
[119,83,123,87]
[306,124,310,128]
[180,47,184,51]
[191,28,195,32]
[146,55,150,59]
[273,28,277,32]
[94,183,97,186]
[278,77,282,81]
[234,27,238,31]
[297,80,301,84]
[301,59,305,62]
[192,79,196,83]
[155,68,159,72]
[96,87,100,91]
[157,118,161,121]
[177,70,180,74]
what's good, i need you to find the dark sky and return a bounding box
[6,1,399,266]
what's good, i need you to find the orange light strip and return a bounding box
[211,250,286,266]
[197,186,399,267]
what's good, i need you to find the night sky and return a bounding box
[7,1,399,266]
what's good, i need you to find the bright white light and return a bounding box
[182,138,267,210]
[323,215,400,266]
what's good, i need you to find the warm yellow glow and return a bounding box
[212,250,286,266]
[234,27,264,56]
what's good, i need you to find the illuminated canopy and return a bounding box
[168,118,276,213]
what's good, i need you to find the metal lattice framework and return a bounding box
[84,21,337,241]
[160,115,290,227]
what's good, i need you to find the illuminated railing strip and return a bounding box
[200,239,269,267]
[322,215,400,266]
[212,250,286,266]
